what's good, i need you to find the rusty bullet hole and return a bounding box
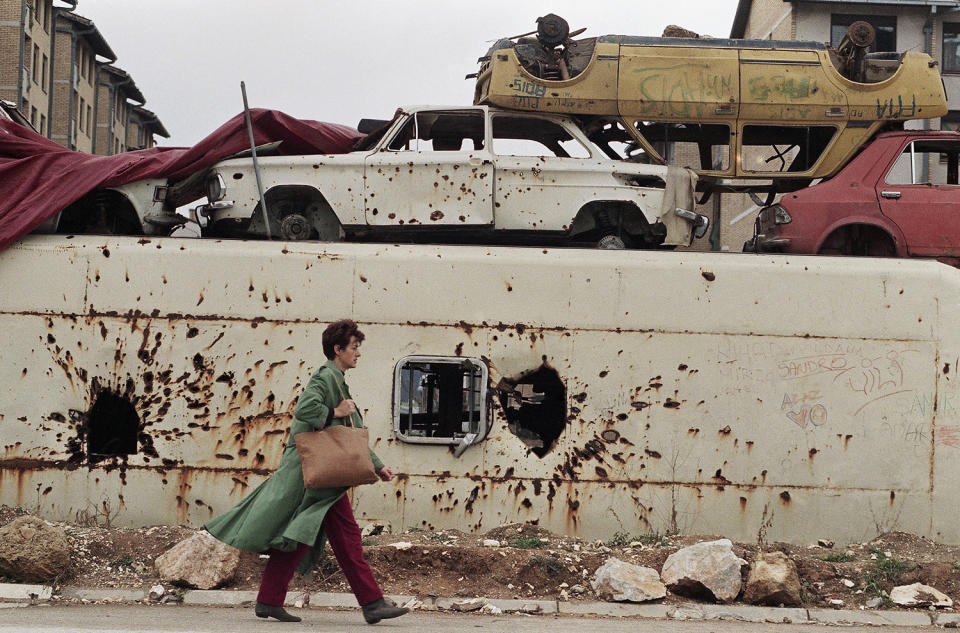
[779,490,791,503]
[739,496,747,511]
[719,425,731,435]
[599,370,608,378]
[498,365,566,459]
[944,363,951,375]
[701,270,715,281]
[186,327,199,339]
[644,448,661,458]
[600,429,620,443]
[808,448,818,459]
[359,275,368,283]
[85,389,139,464]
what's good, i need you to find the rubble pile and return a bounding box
[0,506,958,615]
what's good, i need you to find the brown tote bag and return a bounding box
[295,376,378,489]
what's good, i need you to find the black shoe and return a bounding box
[362,597,409,624]
[255,601,302,622]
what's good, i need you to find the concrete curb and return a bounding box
[0,583,953,626]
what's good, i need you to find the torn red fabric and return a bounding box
[0,109,362,249]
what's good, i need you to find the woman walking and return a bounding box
[205,319,408,624]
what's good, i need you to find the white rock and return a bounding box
[451,598,486,612]
[148,585,165,601]
[591,557,667,603]
[479,603,502,614]
[661,539,745,602]
[388,542,413,550]
[890,583,953,608]
[829,598,844,606]
[842,579,855,588]
[482,539,500,547]
[154,531,240,590]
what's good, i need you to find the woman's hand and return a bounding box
[376,465,395,482]
[333,398,357,418]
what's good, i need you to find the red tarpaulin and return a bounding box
[0,109,362,250]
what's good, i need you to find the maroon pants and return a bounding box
[256,494,383,607]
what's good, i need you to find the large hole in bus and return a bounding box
[86,389,139,463]
[497,365,566,457]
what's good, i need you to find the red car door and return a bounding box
[877,138,960,256]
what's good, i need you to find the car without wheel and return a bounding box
[192,105,708,249]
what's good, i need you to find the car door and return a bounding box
[363,109,493,227]
[491,113,604,233]
[878,138,960,256]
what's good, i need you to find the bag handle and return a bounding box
[327,367,359,429]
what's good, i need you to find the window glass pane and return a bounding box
[387,111,485,152]
[492,116,591,158]
[394,357,487,443]
[830,14,896,52]
[945,23,960,73]
[741,125,836,174]
[632,121,730,171]
[886,141,960,185]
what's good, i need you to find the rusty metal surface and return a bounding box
[1,235,959,543]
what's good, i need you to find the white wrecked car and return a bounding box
[194,105,707,249]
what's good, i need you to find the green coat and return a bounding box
[205,360,383,572]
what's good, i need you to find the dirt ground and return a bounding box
[2,505,959,611]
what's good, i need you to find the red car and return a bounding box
[745,130,960,261]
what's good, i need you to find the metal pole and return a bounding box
[240,81,272,240]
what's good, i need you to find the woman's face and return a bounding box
[335,336,362,370]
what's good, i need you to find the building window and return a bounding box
[39,113,45,134]
[831,14,896,52]
[79,96,85,132]
[41,54,47,89]
[393,356,488,450]
[944,23,960,73]
[79,49,86,79]
[30,107,37,127]
[86,104,92,133]
[32,44,39,83]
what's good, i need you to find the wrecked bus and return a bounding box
[473,17,948,192]
[1,234,959,545]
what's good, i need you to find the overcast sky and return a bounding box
[76,1,740,146]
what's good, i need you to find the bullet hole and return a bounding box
[497,365,566,458]
[779,490,791,504]
[86,389,139,463]
[600,429,620,443]
[701,270,715,281]
[944,363,951,375]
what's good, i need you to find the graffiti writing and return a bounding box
[938,425,960,449]
[748,75,815,101]
[895,391,959,420]
[876,95,917,119]
[781,391,828,429]
[633,66,734,117]
[778,354,850,380]
[512,96,541,109]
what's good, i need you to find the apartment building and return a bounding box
[126,104,168,150]
[3,2,169,152]
[94,63,142,154]
[51,10,113,151]
[0,0,54,134]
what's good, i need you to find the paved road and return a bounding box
[0,604,939,632]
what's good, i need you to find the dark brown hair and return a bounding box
[322,319,364,359]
